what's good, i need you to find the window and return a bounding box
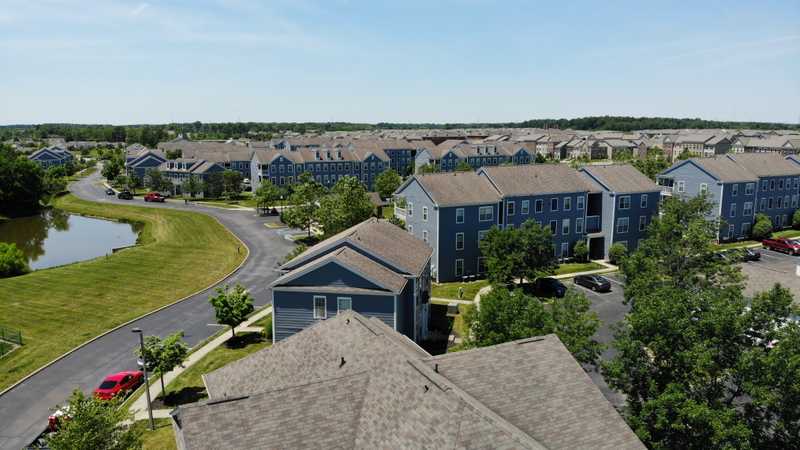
[455,259,464,277]
[730,203,736,218]
[640,194,648,209]
[577,195,585,210]
[456,208,464,224]
[770,180,775,191]
[699,183,708,194]
[743,201,753,216]
[455,232,464,250]
[521,200,530,215]
[337,297,352,313]
[313,296,327,319]
[423,230,428,243]
[616,217,629,234]
[779,179,785,190]
[560,242,569,258]
[742,222,751,236]
[479,206,493,222]
[562,218,570,235]
[549,220,558,235]
[732,184,738,197]
[639,216,647,231]
[793,195,799,208]
[507,201,515,216]
[619,196,631,210]
[768,198,773,209]
[422,206,428,222]
[563,197,572,211]
[535,199,544,213]
[478,230,488,241]
[676,180,686,193]
[777,197,783,209]
[745,183,755,195]
[762,180,768,191]
[785,195,791,209]
[760,198,767,211]
[576,217,584,234]
[408,202,413,217]
[550,198,559,211]
[728,224,735,239]
[477,257,487,274]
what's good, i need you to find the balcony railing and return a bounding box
[660,185,674,196]
[394,206,407,221]
[586,215,601,233]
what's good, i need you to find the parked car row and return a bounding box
[762,237,800,255]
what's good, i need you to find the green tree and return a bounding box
[184,175,202,198]
[209,284,254,338]
[114,175,130,191]
[43,165,68,195]
[374,169,402,199]
[418,163,439,174]
[455,160,473,172]
[752,213,773,240]
[283,243,308,264]
[388,215,406,230]
[0,242,29,278]
[792,209,800,229]
[202,172,225,198]
[603,194,800,449]
[465,286,601,365]
[222,169,243,198]
[479,220,557,284]
[129,174,142,195]
[608,242,627,265]
[534,153,547,163]
[101,156,123,182]
[282,172,326,237]
[45,390,142,450]
[165,149,182,160]
[151,332,188,396]
[145,168,170,192]
[0,144,46,216]
[316,176,374,236]
[631,147,671,181]
[254,179,281,212]
[573,240,588,262]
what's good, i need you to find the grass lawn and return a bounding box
[714,229,800,250]
[554,261,605,275]
[381,207,394,219]
[0,194,246,391]
[431,279,489,301]
[154,331,270,407]
[250,313,272,329]
[137,418,177,450]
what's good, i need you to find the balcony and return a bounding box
[586,215,602,234]
[660,185,674,196]
[394,205,407,221]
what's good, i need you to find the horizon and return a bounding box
[1,0,799,125]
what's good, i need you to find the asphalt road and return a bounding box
[0,172,295,450]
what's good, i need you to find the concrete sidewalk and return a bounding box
[129,306,272,420]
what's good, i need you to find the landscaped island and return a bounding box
[0,194,246,391]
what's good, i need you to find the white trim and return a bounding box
[274,258,403,294]
[313,295,327,319]
[393,295,398,331]
[271,289,276,342]
[455,232,464,250]
[337,296,352,313]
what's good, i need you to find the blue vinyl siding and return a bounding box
[503,193,587,259]
[611,191,660,251]
[287,262,386,291]
[437,204,499,282]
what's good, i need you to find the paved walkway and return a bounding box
[130,307,273,421]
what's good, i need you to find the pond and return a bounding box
[0,209,142,270]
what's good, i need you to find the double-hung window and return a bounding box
[507,201,515,216]
[563,197,572,211]
[745,183,754,195]
[550,198,559,211]
[577,195,585,210]
[479,206,493,222]
[617,217,629,234]
[478,230,488,241]
[313,296,327,319]
[619,196,631,210]
[640,195,648,209]
[743,201,753,216]
[732,184,738,197]
[455,259,464,277]
[422,206,428,222]
[455,232,464,250]
[337,297,352,313]
[423,230,428,243]
[699,183,708,194]
[562,219,570,235]
[730,203,736,218]
[576,217,584,234]
[456,208,464,224]
[408,202,413,217]
[521,200,530,215]
[535,199,544,213]
[639,216,647,231]
[676,180,686,193]
[549,220,558,235]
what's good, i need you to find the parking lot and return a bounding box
[740,247,800,300]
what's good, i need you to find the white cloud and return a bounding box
[130,2,149,17]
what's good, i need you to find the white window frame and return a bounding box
[676,180,686,193]
[550,198,559,212]
[478,206,493,222]
[423,230,428,243]
[560,242,569,258]
[743,201,753,216]
[422,206,428,222]
[313,296,327,319]
[408,224,413,233]
[535,199,544,213]
[619,195,631,210]
[563,197,572,211]
[456,208,464,224]
[455,232,464,250]
[730,203,736,218]
[562,218,570,235]
[577,195,585,210]
[549,220,558,235]
[576,217,584,234]
[408,202,413,217]
[478,230,488,241]
[639,215,647,231]
[745,183,754,195]
[521,200,530,215]
[337,297,352,313]
[617,217,629,234]
[640,194,647,209]
[507,201,515,216]
[455,259,464,277]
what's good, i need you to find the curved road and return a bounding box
[0,172,295,449]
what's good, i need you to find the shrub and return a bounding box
[0,243,29,278]
[283,243,307,263]
[388,215,406,230]
[573,241,589,262]
[263,314,273,341]
[609,243,628,265]
[752,214,773,240]
[793,209,800,229]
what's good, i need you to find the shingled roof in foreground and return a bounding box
[172,312,644,450]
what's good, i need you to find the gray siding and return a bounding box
[396,179,440,276]
[273,290,395,341]
[287,262,384,290]
[437,203,499,282]
[610,191,660,252]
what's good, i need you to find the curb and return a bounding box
[0,194,252,399]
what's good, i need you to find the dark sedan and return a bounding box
[105,187,115,196]
[573,274,612,292]
[117,190,133,200]
[533,277,567,298]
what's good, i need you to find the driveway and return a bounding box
[0,172,295,450]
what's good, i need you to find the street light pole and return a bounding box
[132,327,155,431]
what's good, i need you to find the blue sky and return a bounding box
[1,0,798,125]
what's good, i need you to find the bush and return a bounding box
[752,214,773,240]
[793,209,800,229]
[283,243,307,263]
[609,243,628,265]
[573,241,588,262]
[0,243,29,278]
[263,314,273,341]
[388,215,406,230]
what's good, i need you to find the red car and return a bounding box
[762,237,800,255]
[144,192,166,202]
[93,371,144,400]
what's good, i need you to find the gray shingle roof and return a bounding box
[479,164,599,196]
[686,157,758,182]
[726,153,800,177]
[580,164,659,194]
[176,312,642,449]
[282,218,432,276]
[412,171,502,207]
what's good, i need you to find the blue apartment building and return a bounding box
[394,164,653,282]
[657,153,800,240]
[27,146,73,169]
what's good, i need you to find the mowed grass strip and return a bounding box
[0,194,246,391]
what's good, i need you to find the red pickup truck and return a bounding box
[762,237,800,255]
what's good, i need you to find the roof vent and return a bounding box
[424,385,429,392]
[340,357,346,367]
[434,363,439,373]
